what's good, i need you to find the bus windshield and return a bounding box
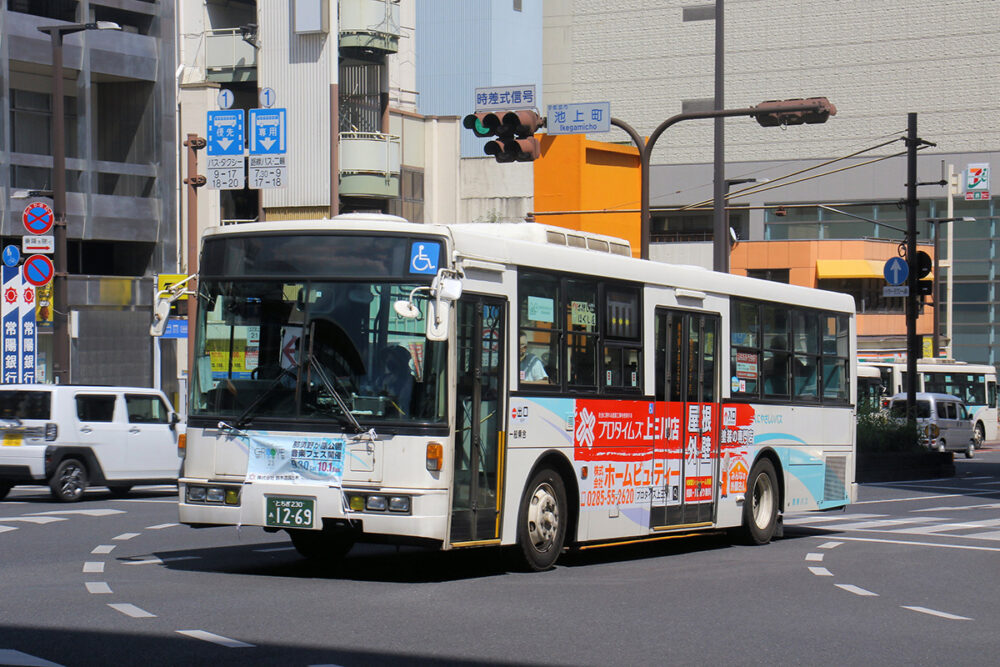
[190,278,447,427]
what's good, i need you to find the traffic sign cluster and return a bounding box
[206,88,287,190]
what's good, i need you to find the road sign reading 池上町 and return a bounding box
[546,102,611,135]
[23,202,54,235]
[883,256,908,286]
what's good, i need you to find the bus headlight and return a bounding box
[366,495,387,511]
[187,486,206,502]
[389,496,410,513]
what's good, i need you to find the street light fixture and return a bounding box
[37,21,121,384]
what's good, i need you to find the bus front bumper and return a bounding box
[178,478,450,542]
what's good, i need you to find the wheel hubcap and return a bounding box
[60,466,83,498]
[751,472,774,530]
[526,482,559,553]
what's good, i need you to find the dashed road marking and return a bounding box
[902,606,972,621]
[817,541,843,549]
[832,536,1000,552]
[835,584,878,597]
[91,545,116,555]
[121,555,200,566]
[808,566,833,576]
[0,516,65,525]
[108,603,156,619]
[0,525,17,534]
[805,553,824,562]
[113,532,141,541]
[177,630,254,648]
[146,523,179,530]
[85,582,112,594]
[82,561,104,573]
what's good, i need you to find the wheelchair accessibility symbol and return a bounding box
[409,242,440,275]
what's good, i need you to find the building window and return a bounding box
[747,269,789,284]
[10,89,78,157]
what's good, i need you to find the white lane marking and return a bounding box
[91,545,116,555]
[960,530,1000,540]
[82,561,105,573]
[108,603,156,619]
[835,584,878,597]
[890,519,1000,535]
[833,536,1000,552]
[146,523,179,530]
[901,606,972,621]
[808,566,833,576]
[27,509,125,517]
[976,481,1000,486]
[0,525,18,534]
[805,553,824,562]
[912,502,1000,512]
[818,517,944,531]
[784,513,884,525]
[85,582,112,594]
[0,516,65,525]
[121,555,200,566]
[817,541,843,549]
[852,493,995,505]
[0,649,64,666]
[113,532,141,541]
[961,476,993,480]
[177,630,254,648]
[253,546,296,553]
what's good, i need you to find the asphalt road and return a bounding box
[3,450,1000,666]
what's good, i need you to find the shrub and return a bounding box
[857,402,922,454]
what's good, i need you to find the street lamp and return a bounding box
[37,21,121,384]
[927,217,975,358]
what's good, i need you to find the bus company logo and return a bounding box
[576,407,596,448]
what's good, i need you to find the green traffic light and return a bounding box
[463,113,494,138]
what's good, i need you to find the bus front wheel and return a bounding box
[973,423,985,449]
[741,458,779,545]
[516,467,567,571]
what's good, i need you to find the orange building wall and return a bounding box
[731,240,934,336]
[534,134,641,257]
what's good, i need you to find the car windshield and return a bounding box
[189,279,447,427]
[889,400,931,419]
[0,391,51,420]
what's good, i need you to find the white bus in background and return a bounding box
[164,214,858,571]
[859,359,998,446]
[856,364,885,412]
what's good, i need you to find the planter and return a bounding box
[856,451,955,483]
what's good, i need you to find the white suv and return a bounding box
[0,385,182,502]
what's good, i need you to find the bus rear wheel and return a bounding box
[741,458,779,545]
[516,467,567,571]
[288,528,355,562]
[973,423,985,449]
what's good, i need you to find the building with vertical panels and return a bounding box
[0,1,177,390]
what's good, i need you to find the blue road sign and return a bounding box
[3,245,20,268]
[546,102,612,135]
[207,109,245,156]
[249,108,287,155]
[884,256,908,285]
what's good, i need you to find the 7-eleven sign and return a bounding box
[965,163,990,201]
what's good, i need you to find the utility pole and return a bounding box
[904,113,919,421]
[183,134,206,388]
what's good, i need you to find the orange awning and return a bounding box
[816,259,886,279]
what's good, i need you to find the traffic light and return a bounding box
[914,250,933,298]
[754,97,837,127]
[463,110,543,162]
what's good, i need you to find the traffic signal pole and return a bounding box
[904,113,919,422]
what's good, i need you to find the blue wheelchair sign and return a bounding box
[409,242,440,275]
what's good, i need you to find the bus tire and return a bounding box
[741,458,779,545]
[516,467,567,571]
[288,528,354,562]
[973,423,985,449]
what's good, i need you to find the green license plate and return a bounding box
[265,496,315,529]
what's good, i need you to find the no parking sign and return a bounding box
[22,255,54,287]
[22,202,54,235]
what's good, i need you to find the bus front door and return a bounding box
[450,296,507,545]
[653,309,720,528]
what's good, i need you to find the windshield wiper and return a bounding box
[307,355,367,435]
[235,366,296,429]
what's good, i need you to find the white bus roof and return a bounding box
[204,215,856,314]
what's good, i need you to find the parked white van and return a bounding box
[0,385,182,502]
[887,392,976,459]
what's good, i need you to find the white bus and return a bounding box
[171,214,857,570]
[859,360,998,446]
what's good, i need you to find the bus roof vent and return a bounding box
[609,242,631,256]
[566,234,586,248]
[586,238,610,253]
[545,230,566,245]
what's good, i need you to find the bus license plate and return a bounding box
[265,496,315,529]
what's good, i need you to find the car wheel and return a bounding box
[973,423,985,449]
[516,467,568,571]
[107,485,133,498]
[49,459,88,502]
[0,482,13,501]
[741,458,779,545]
[965,443,975,459]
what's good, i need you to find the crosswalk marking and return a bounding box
[0,516,65,525]
[784,513,884,525]
[890,518,1000,535]
[820,517,943,531]
[28,509,125,517]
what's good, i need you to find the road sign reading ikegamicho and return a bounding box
[23,202,54,235]
[546,102,611,135]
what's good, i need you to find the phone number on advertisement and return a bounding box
[582,488,635,507]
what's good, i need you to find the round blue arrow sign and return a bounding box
[884,256,908,286]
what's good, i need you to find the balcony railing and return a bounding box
[339,0,400,53]
[205,28,257,82]
[339,132,400,199]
